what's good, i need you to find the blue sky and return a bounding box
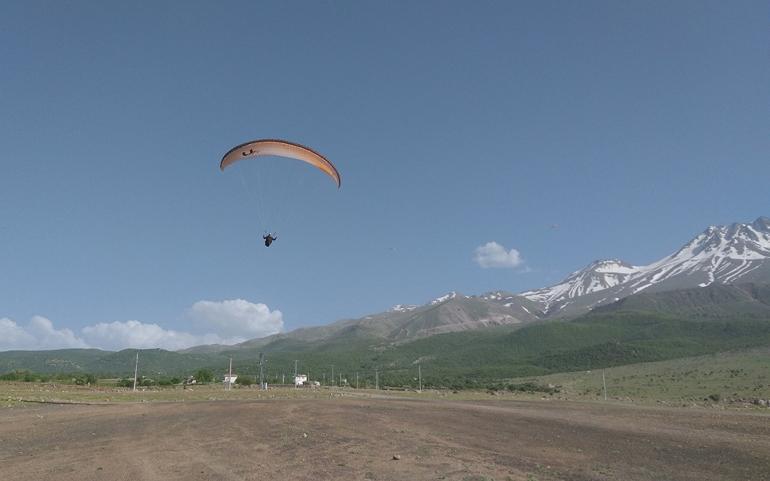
[1,1,768,350]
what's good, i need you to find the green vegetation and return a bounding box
[0,370,97,385]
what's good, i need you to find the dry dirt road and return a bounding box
[1,398,768,481]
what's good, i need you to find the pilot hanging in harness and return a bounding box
[263,233,278,247]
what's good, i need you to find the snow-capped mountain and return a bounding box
[522,216,770,316]
[625,216,770,292]
[521,260,639,312]
[186,217,770,353]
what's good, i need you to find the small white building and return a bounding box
[223,374,238,385]
[294,374,308,386]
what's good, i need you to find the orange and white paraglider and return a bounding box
[220,139,341,187]
[219,139,341,246]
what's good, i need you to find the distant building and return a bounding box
[294,374,308,386]
[223,374,238,385]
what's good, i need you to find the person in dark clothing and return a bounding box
[263,233,277,247]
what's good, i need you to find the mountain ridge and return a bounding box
[520,216,770,317]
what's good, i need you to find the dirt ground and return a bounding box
[1,397,768,481]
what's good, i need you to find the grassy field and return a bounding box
[0,381,561,409]
[3,347,769,410]
[513,346,770,406]
[0,383,370,407]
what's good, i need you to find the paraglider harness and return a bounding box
[263,233,278,247]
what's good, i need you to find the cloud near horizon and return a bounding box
[188,299,283,338]
[0,299,283,352]
[0,316,89,351]
[473,241,524,269]
[80,321,245,351]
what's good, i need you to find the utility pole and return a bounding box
[375,369,379,390]
[331,365,334,387]
[282,373,285,385]
[227,357,233,391]
[132,351,139,392]
[259,353,265,390]
[294,360,298,388]
[356,372,359,390]
[339,372,342,386]
[602,369,608,401]
[418,364,422,393]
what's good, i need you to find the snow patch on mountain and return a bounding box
[390,304,418,313]
[480,291,516,301]
[431,292,457,305]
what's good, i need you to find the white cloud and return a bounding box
[188,299,283,338]
[0,299,283,352]
[473,241,524,269]
[0,316,88,351]
[81,320,243,351]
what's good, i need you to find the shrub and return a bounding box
[1,371,24,381]
[195,369,214,383]
[507,382,559,395]
[117,378,133,388]
[74,374,97,386]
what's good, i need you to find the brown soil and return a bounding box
[1,398,768,481]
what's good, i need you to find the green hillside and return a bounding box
[0,348,227,378]
[595,283,770,318]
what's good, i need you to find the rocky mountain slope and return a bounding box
[183,291,543,353]
[593,282,770,318]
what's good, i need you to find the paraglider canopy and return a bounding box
[219,139,341,188]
